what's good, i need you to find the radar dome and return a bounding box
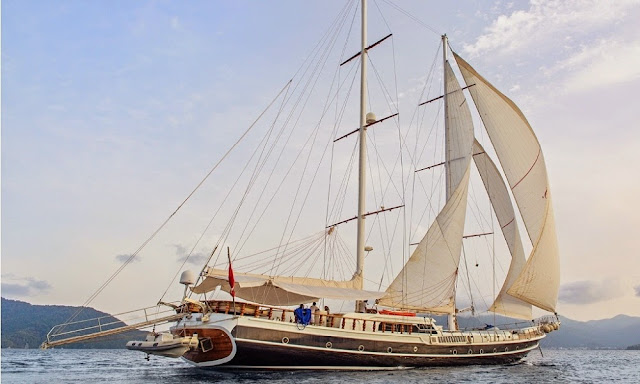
[180,270,196,286]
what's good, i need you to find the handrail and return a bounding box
[42,302,182,349]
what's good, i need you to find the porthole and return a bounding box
[452,349,457,355]
[387,347,393,353]
[479,349,484,354]
[282,337,289,344]
[493,348,497,353]
[468,349,473,354]
[505,347,509,352]
[413,346,418,353]
[326,342,332,349]
[516,346,520,350]
[358,345,365,352]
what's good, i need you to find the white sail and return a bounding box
[454,52,560,313]
[379,62,474,313]
[473,140,532,319]
[192,267,383,306]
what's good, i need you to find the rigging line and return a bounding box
[370,49,442,223]
[177,75,295,300]
[368,58,398,116]
[467,181,493,230]
[326,2,359,269]
[270,68,352,276]
[294,237,327,277]
[264,10,357,270]
[389,32,408,301]
[226,19,346,271]
[277,57,366,270]
[329,134,359,222]
[235,64,357,258]
[461,243,475,310]
[366,130,403,200]
[64,79,292,327]
[234,2,359,258]
[289,0,355,81]
[232,232,321,262]
[410,165,445,240]
[379,0,441,36]
[237,234,321,272]
[323,0,358,281]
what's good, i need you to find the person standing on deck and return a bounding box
[310,302,319,325]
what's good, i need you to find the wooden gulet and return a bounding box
[42,0,562,369]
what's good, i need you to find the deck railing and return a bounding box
[41,302,183,349]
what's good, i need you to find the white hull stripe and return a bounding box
[215,365,415,371]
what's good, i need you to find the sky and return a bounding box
[2,0,640,322]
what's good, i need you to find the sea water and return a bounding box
[2,349,639,383]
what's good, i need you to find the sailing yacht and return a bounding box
[42,0,560,369]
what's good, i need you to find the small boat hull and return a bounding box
[126,333,198,358]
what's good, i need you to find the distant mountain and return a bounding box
[434,313,640,349]
[1,297,146,349]
[542,314,640,349]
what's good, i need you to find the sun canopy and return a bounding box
[191,267,384,306]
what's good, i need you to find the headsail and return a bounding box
[454,52,560,313]
[379,61,474,313]
[473,140,532,319]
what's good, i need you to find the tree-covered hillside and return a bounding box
[1,297,147,349]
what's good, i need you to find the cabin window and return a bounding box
[200,337,213,353]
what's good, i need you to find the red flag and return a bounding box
[228,260,236,298]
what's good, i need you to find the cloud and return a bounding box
[173,244,210,266]
[464,0,640,57]
[559,279,627,305]
[1,274,52,297]
[552,40,640,92]
[115,254,140,263]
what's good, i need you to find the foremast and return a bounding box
[442,34,458,331]
[355,0,368,312]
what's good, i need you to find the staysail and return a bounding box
[473,140,532,319]
[454,52,560,313]
[379,61,474,313]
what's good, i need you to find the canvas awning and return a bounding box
[191,268,384,306]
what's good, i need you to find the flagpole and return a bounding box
[227,246,236,314]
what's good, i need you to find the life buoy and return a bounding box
[379,309,416,317]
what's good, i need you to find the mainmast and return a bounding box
[355,0,368,309]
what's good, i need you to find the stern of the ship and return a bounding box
[171,313,237,367]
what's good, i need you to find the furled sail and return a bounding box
[473,140,532,319]
[454,52,560,313]
[379,62,474,313]
[192,267,384,306]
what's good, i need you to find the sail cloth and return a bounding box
[379,62,474,314]
[191,267,384,306]
[473,140,532,320]
[454,52,560,313]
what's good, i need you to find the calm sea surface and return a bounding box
[2,349,639,383]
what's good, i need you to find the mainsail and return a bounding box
[379,62,474,313]
[454,52,560,313]
[473,140,532,319]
